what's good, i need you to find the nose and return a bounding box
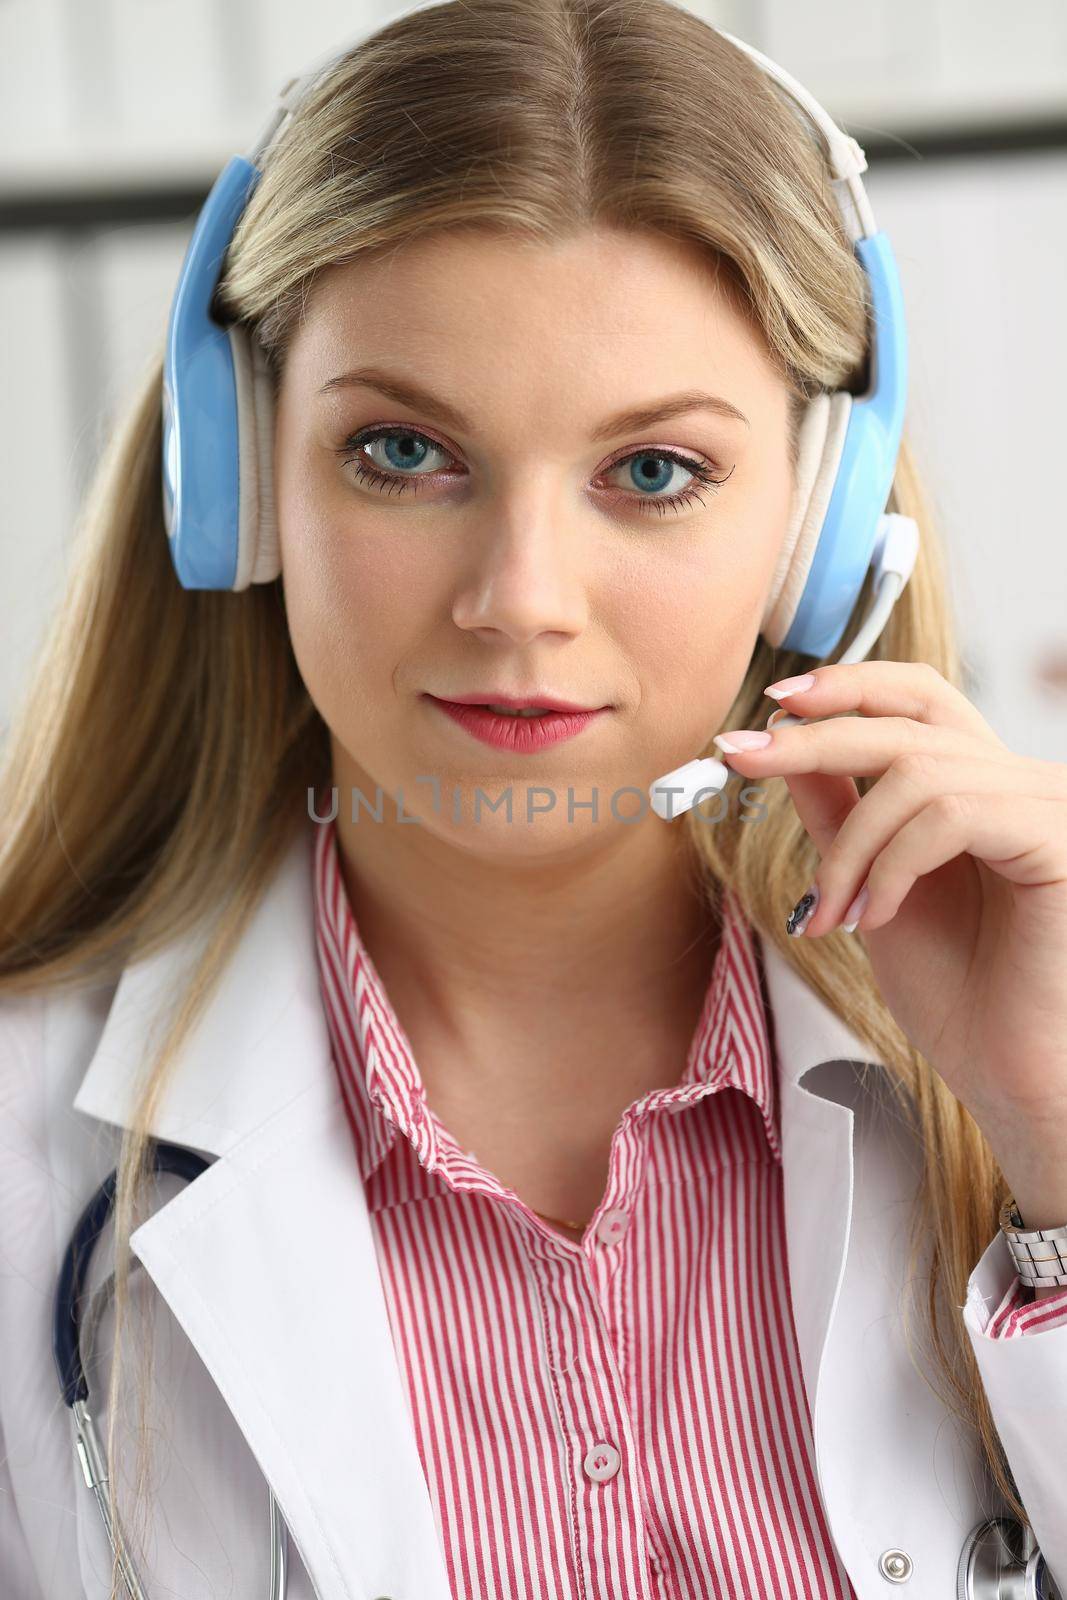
[451,508,589,647]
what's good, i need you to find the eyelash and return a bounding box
[333,425,733,517]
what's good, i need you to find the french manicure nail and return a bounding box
[713,729,773,752]
[841,885,868,933]
[765,673,816,699]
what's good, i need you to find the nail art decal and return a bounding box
[786,884,819,937]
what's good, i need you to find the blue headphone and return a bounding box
[161,0,909,662]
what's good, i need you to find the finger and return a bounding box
[761,701,864,878]
[796,751,1048,936]
[779,770,861,862]
[761,660,1003,744]
[849,791,1067,933]
[713,714,1059,783]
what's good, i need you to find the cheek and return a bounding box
[607,436,792,749]
[280,500,423,731]
[607,519,771,730]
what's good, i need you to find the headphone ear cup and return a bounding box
[760,390,852,650]
[228,325,281,589]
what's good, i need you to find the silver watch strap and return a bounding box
[999,1196,1067,1289]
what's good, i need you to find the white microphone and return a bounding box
[648,513,919,821]
[649,757,730,821]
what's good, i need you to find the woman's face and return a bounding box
[274,225,794,858]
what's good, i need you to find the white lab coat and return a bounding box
[1,822,1065,1600]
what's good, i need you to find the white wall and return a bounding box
[864,152,1067,759]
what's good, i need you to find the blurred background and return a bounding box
[2,0,1065,757]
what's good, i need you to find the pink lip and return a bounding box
[424,695,608,752]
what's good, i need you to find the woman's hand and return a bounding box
[712,661,1067,1235]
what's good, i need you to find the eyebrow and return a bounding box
[317,365,750,438]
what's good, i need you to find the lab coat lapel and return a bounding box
[71,824,453,1600]
[756,934,868,1422]
[757,935,999,1593]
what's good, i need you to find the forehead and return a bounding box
[282,225,787,428]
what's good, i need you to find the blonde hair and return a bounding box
[0,1,1023,1588]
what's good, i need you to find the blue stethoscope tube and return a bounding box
[52,1138,289,1599]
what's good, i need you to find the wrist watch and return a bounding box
[999,1196,1067,1288]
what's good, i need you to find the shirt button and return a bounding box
[583,1442,621,1482]
[595,1207,629,1246]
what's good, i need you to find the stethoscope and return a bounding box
[958,1518,1062,1599]
[52,1140,1060,1600]
[52,1139,289,1599]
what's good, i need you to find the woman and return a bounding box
[2,2,1066,1597]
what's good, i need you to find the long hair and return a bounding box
[0,2,1022,1587]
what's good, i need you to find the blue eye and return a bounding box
[341,428,448,486]
[609,449,727,512]
[334,426,733,516]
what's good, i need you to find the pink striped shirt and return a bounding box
[312,814,1067,1598]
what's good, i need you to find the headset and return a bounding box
[160,0,920,822]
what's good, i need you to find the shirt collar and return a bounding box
[313,813,781,1188]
